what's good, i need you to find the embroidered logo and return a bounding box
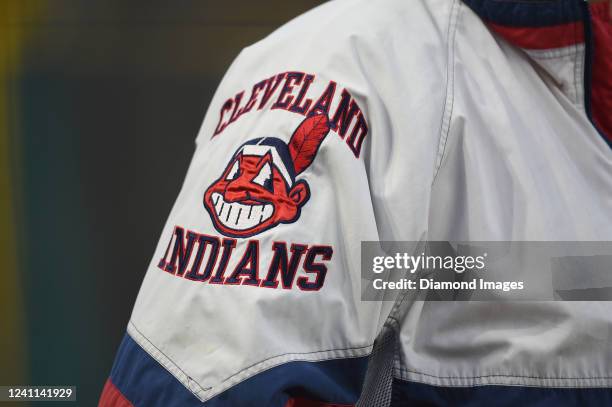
[204,114,330,238]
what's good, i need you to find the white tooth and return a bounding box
[235,208,245,228]
[262,204,273,220]
[247,208,257,227]
[246,204,255,220]
[227,202,241,225]
[251,205,263,223]
[225,203,233,222]
[236,203,250,228]
[231,204,250,230]
[219,201,230,221]
[258,205,265,221]
[216,201,275,230]
[214,194,224,214]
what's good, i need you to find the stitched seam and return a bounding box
[394,374,612,389]
[432,0,460,182]
[215,345,374,383]
[130,320,373,374]
[572,17,579,106]
[396,367,612,380]
[128,320,375,398]
[572,5,583,110]
[205,346,373,402]
[527,46,584,60]
[576,22,586,111]
[128,322,211,394]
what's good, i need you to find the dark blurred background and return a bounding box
[0,1,325,405]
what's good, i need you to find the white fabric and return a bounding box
[128,0,612,401]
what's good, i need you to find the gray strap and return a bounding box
[356,322,399,407]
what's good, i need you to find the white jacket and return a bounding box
[100,0,612,406]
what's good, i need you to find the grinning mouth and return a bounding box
[211,192,274,230]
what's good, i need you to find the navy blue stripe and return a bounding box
[109,333,368,406]
[462,0,583,27]
[109,334,203,407]
[391,378,612,407]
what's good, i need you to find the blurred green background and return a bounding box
[0,1,325,405]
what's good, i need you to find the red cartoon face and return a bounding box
[203,114,330,238]
[204,152,309,237]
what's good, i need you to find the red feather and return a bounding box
[288,113,330,175]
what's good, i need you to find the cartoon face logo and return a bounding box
[204,113,330,238]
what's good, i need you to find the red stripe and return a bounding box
[487,21,585,50]
[98,378,133,407]
[590,2,612,143]
[285,397,353,407]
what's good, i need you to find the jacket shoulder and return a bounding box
[242,0,453,65]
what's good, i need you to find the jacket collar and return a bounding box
[463,0,612,146]
[462,0,585,50]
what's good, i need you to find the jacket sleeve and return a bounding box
[100,1,452,406]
